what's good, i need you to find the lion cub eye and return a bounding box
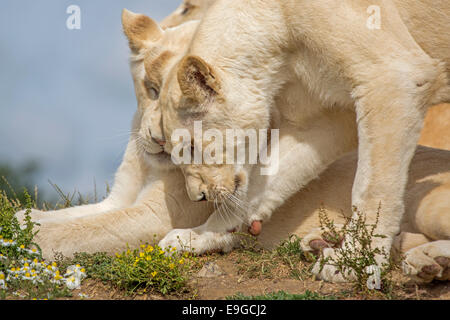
[181,7,190,15]
[181,3,194,15]
[148,87,159,100]
[143,79,160,101]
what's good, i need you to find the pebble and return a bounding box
[197,262,224,278]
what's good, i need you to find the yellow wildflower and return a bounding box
[151,271,157,277]
[169,263,175,270]
[139,252,145,258]
[178,259,185,265]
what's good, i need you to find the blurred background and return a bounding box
[0,0,180,205]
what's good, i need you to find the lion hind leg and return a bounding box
[414,184,450,241]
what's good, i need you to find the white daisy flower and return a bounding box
[65,265,87,280]
[22,272,34,281]
[31,258,43,269]
[65,276,81,290]
[0,273,6,290]
[1,239,16,247]
[26,248,39,255]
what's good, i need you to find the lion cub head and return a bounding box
[158,50,261,202]
[122,9,199,169]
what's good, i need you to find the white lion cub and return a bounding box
[157,0,450,283]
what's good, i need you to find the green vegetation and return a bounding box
[0,190,72,299]
[315,206,395,294]
[0,176,196,299]
[57,245,197,296]
[105,244,195,295]
[0,161,41,206]
[230,233,311,281]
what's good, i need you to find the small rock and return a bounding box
[197,262,224,278]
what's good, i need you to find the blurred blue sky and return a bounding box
[0,0,180,199]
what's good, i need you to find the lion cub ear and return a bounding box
[122,9,163,53]
[177,55,222,105]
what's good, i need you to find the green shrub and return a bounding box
[315,206,394,293]
[107,244,196,295]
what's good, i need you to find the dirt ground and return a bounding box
[66,252,450,301]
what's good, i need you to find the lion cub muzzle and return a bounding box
[182,165,246,202]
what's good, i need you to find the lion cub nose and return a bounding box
[152,137,166,146]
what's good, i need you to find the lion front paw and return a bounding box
[301,228,351,282]
[158,228,201,253]
[300,226,344,253]
[158,228,237,255]
[302,228,388,285]
[310,248,355,283]
[402,240,450,283]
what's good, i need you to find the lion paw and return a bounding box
[402,240,450,283]
[309,248,356,283]
[301,228,350,282]
[158,228,236,255]
[300,227,344,253]
[302,228,387,284]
